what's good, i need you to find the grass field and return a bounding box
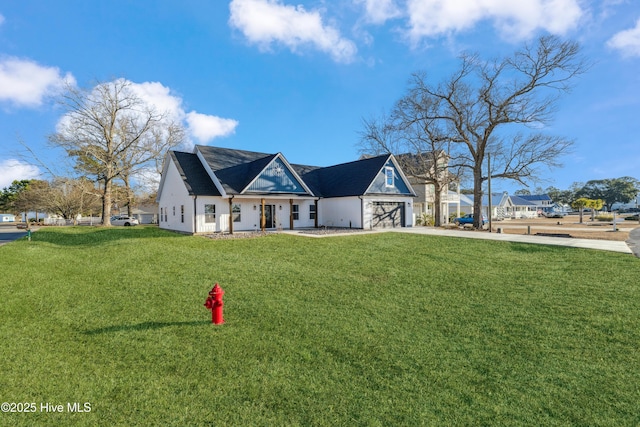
[1,226,639,426]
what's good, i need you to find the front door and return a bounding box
[260,204,276,229]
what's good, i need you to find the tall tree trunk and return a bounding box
[473,164,484,229]
[102,179,112,226]
[124,175,133,217]
[433,182,442,226]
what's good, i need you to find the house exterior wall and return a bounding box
[169,197,318,233]
[158,160,196,234]
[319,197,363,228]
[0,214,16,222]
[318,196,413,229]
[216,198,317,232]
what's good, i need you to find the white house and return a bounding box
[156,145,416,234]
[456,192,538,219]
[0,213,16,222]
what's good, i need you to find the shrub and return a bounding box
[416,213,434,226]
[595,215,614,222]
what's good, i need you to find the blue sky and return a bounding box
[1,0,639,194]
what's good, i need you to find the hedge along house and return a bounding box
[157,145,416,234]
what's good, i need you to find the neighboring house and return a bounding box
[456,192,538,220]
[129,205,159,224]
[517,194,554,214]
[396,152,460,224]
[0,213,16,222]
[506,194,538,219]
[156,145,416,234]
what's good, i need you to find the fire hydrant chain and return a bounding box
[204,283,225,324]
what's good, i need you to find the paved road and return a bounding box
[627,227,640,258]
[0,228,28,246]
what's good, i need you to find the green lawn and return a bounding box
[1,226,639,426]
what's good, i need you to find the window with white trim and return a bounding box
[385,167,394,187]
[309,204,316,220]
[232,204,241,222]
[205,204,216,223]
[292,204,299,220]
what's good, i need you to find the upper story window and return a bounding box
[385,167,394,187]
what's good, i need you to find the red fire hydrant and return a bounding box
[204,283,225,324]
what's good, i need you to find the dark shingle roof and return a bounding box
[295,155,390,197]
[170,151,221,196]
[518,194,552,202]
[196,145,278,194]
[169,146,412,199]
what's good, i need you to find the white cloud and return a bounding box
[186,111,238,143]
[0,159,42,189]
[56,79,237,146]
[126,81,238,143]
[229,0,357,63]
[357,0,402,24]
[405,0,584,42]
[128,80,185,122]
[0,57,75,107]
[607,18,640,57]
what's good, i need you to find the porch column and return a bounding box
[228,198,234,234]
[314,199,319,228]
[261,198,266,232]
[289,199,294,230]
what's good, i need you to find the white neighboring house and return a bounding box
[455,192,538,219]
[156,145,416,234]
[0,213,16,222]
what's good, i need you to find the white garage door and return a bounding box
[372,202,405,228]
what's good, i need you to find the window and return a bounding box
[173,206,176,216]
[181,205,184,223]
[292,204,299,220]
[385,167,394,187]
[160,208,163,222]
[205,204,216,223]
[309,204,316,220]
[232,204,241,222]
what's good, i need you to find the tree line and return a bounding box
[515,176,639,212]
[0,178,157,223]
[2,79,184,225]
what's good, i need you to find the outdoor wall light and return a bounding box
[253,205,256,210]
[279,205,282,210]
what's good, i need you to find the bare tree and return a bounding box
[393,36,586,228]
[20,178,101,222]
[359,103,464,226]
[50,79,185,225]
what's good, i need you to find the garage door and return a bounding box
[372,202,405,228]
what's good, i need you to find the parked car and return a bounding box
[454,213,487,226]
[544,211,566,218]
[111,216,139,226]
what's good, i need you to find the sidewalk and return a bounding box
[285,226,634,255]
[391,227,633,254]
